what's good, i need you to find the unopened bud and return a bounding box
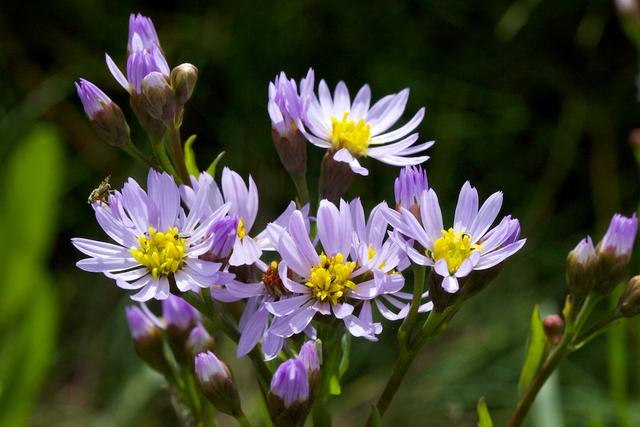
[297,340,322,389]
[268,359,310,427]
[566,236,598,298]
[272,127,308,179]
[394,165,428,216]
[542,314,564,343]
[125,306,170,375]
[207,216,238,261]
[76,79,131,148]
[140,71,176,124]
[171,63,198,106]
[319,152,354,202]
[617,275,640,317]
[162,295,200,363]
[186,324,215,361]
[595,213,638,294]
[194,351,241,416]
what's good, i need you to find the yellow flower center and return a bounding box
[305,252,357,305]
[330,112,371,156]
[432,228,482,274]
[237,218,247,240]
[367,247,386,269]
[130,226,187,279]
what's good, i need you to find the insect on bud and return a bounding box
[194,351,242,416]
[542,314,564,343]
[171,63,198,106]
[617,275,640,317]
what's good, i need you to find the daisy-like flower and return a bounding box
[106,13,170,94]
[303,79,434,176]
[388,181,526,293]
[72,169,232,301]
[265,199,410,341]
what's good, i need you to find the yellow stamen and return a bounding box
[432,228,482,274]
[329,112,371,156]
[237,218,247,240]
[130,226,187,279]
[305,252,357,305]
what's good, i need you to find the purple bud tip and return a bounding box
[209,216,239,259]
[268,70,307,135]
[599,213,638,257]
[128,13,161,53]
[195,351,229,383]
[75,78,112,119]
[187,324,212,349]
[270,359,310,407]
[125,306,155,340]
[394,165,428,209]
[162,295,200,331]
[542,314,564,338]
[571,236,596,263]
[297,340,322,375]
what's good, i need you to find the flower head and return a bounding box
[394,165,428,211]
[194,351,241,416]
[269,359,310,408]
[162,294,200,332]
[125,305,157,341]
[297,340,322,380]
[597,213,637,259]
[566,236,597,296]
[72,169,233,301]
[127,13,161,54]
[303,79,433,176]
[269,69,314,135]
[76,79,113,119]
[388,181,526,294]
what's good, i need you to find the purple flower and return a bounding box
[387,181,526,293]
[297,340,322,377]
[162,294,200,331]
[268,69,314,135]
[270,359,310,408]
[105,13,170,94]
[208,216,239,260]
[125,305,156,340]
[195,351,241,416]
[195,351,231,384]
[302,78,433,175]
[597,213,638,258]
[394,165,428,211]
[72,169,233,301]
[75,79,113,119]
[186,324,214,356]
[570,237,597,265]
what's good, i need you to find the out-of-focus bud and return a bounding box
[194,351,242,416]
[319,152,354,202]
[617,275,640,317]
[186,324,215,362]
[595,213,638,294]
[125,306,170,375]
[542,314,564,343]
[140,71,176,124]
[297,340,322,389]
[268,70,313,179]
[162,295,200,363]
[394,165,428,216]
[268,359,310,427]
[76,79,131,148]
[566,236,598,298]
[207,216,238,261]
[171,63,198,106]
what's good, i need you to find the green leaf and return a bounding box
[206,151,226,177]
[370,405,382,427]
[518,304,546,392]
[329,375,341,395]
[183,134,199,176]
[476,397,494,427]
[338,332,351,378]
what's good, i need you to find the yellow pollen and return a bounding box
[237,218,247,240]
[130,226,187,279]
[329,112,371,156]
[305,252,357,305]
[432,228,482,274]
[367,247,386,269]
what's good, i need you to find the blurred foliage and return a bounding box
[1,0,640,426]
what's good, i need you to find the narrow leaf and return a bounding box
[518,304,546,392]
[183,134,199,176]
[206,151,225,176]
[476,397,494,427]
[370,405,382,427]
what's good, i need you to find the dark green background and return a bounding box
[1,0,639,425]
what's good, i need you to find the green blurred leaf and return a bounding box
[476,397,494,427]
[370,405,382,427]
[329,375,341,395]
[518,304,546,392]
[338,332,351,378]
[206,151,225,177]
[183,134,199,177]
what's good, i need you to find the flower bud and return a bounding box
[140,71,176,124]
[268,359,310,427]
[297,340,322,389]
[617,275,640,317]
[171,63,198,106]
[207,216,238,261]
[186,324,215,362]
[75,79,131,148]
[595,213,638,294]
[542,314,564,343]
[128,13,161,55]
[394,165,428,215]
[319,152,354,202]
[162,295,200,363]
[125,306,170,375]
[566,236,598,298]
[194,351,242,416]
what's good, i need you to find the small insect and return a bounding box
[88,175,113,206]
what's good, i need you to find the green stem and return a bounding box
[292,173,310,207]
[234,411,254,427]
[571,313,621,350]
[507,294,600,427]
[397,266,426,349]
[166,126,191,184]
[123,141,158,168]
[312,322,343,427]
